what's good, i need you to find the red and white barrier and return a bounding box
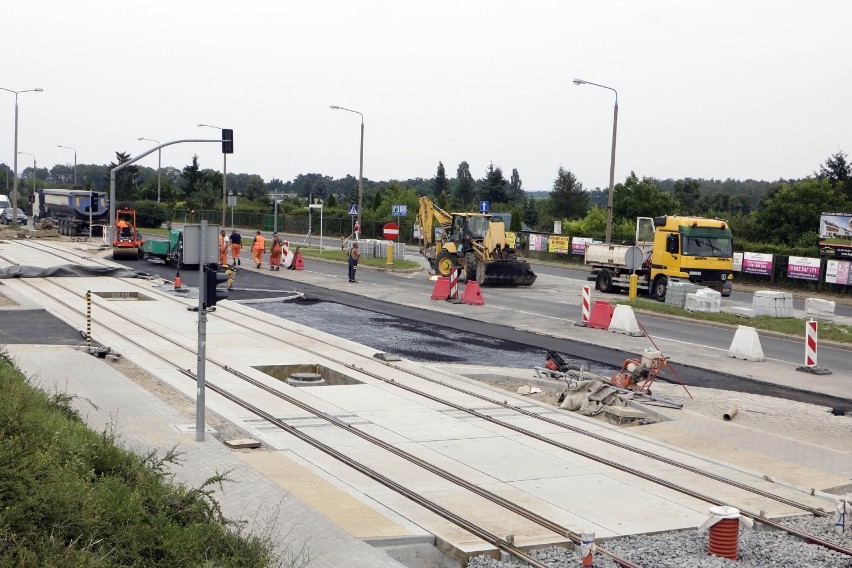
[797,319,831,375]
[805,319,818,367]
[582,285,591,324]
[448,268,460,301]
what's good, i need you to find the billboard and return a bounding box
[826,260,851,285]
[571,237,593,255]
[818,212,852,259]
[548,235,569,254]
[742,252,773,276]
[786,256,821,281]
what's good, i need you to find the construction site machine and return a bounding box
[417,196,536,286]
[112,208,145,260]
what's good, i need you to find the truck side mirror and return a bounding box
[666,233,679,254]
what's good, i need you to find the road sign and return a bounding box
[479,200,489,214]
[348,204,359,216]
[383,222,399,240]
[392,204,408,217]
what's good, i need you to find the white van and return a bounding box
[0,195,10,211]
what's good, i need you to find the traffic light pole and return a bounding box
[196,220,208,442]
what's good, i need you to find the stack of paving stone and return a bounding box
[753,290,793,317]
[664,281,702,308]
[684,288,721,313]
[805,297,836,321]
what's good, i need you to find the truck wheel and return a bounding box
[653,276,668,302]
[436,251,454,277]
[596,269,615,293]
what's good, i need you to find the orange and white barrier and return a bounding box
[448,268,460,301]
[805,319,818,367]
[581,284,591,324]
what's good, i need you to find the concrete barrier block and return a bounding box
[608,304,643,336]
[728,325,765,361]
[805,298,836,321]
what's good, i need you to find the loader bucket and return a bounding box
[480,259,537,286]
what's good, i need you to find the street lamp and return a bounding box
[573,78,618,244]
[1,87,43,221]
[138,137,162,202]
[197,124,227,226]
[56,144,77,187]
[330,105,364,233]
[18,151,36,226]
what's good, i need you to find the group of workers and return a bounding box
[218,229,299,271]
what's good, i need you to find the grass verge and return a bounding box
[296,246,421,270]
[617,298,852,344]
[0,351,304,568]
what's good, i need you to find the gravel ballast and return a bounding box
[467,515,852,567]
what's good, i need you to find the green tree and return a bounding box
[548,167,589,220]
[523,197,540,228]
[673,178,701,215]
[180,155,203,200]
[433,161,449,197]
[508,168,524,204]
[613,172,678,220]
[816,150,852,200]
[479,162,507,203]
[454,161,474,206]
[108,151,140,203]
[754,178,847,245]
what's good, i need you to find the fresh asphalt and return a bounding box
[89,254,852,414]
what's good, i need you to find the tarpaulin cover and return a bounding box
[0,265,155,279]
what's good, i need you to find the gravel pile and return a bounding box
[467,515,852,567]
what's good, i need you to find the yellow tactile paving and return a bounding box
[237,450,412,538]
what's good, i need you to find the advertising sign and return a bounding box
[818,212,852,259]
[548,235,570,254]
[733,252,743,272]
[786,256,821,281]
[571,237,593,255]
[826,260,851,285]
[505,231,517,249]
[529,233,547,252]
[742,252,773,276]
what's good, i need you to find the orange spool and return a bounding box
[708,517,739,560]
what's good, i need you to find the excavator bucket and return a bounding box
[481,259,537,286]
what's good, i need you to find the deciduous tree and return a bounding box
[613,172,678,220]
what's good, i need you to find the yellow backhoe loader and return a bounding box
[417,196,536,286]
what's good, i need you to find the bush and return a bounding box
[133,200,168,229]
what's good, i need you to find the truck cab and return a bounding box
[648,216,734,299]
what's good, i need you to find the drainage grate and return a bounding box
[93,291,154,301]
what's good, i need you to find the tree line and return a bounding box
[2,150,849,252]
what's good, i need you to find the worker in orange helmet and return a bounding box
[218,230,228,266]
[251,230,266,268]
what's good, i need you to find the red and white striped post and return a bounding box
[581,284,591,325]
[447,267,460,301]
[805,319,818,367]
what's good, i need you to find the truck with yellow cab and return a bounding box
[417,196,536,286]
[584,216,734,300]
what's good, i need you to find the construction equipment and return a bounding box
[610,348,667,394]
[31,188,109,236]
[112,208,144,260]
[585,215,734,300]
[417,196,536,286]
[142,228,184,266]
[140,224,220,269]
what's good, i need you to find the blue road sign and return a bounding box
[479,200,489,214]
[348,204,359,216]
[392,204,408,217]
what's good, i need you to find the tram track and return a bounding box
[4,241,851,562]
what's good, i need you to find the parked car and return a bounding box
[0,207,27,225]
[722,279,732,297]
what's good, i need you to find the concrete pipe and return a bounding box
[723,405,739,421]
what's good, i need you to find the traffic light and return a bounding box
[222,128,233,154]
[203,264,229,308]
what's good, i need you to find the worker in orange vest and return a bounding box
[218,230,228,266]
[269,233,282,271]
[251,231,266,268]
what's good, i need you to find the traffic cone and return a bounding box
[461,281,485,305]
[431,277,451,300]
[293,252,305,270]
[174,271,182,290]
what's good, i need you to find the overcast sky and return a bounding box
[2,1,850,192]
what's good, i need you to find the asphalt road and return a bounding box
[107,254,852,413]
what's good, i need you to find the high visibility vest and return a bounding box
[252,235,265,250]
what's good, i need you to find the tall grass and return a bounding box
[0,352,303,567]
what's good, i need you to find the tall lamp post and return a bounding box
[198,124,227,226]
[138,137,162,202]
[18,151,36,226]
[57,144,77,187]
[573,78,618,244]
[329,105,364,233]
[1,87,43,222]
